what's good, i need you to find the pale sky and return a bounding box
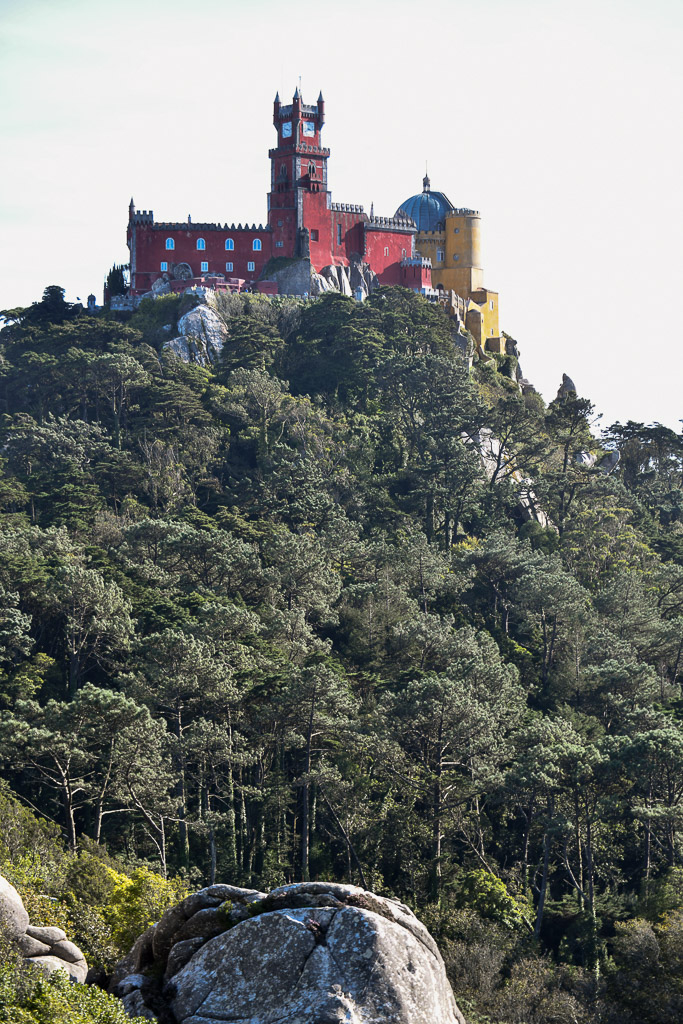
[1,0,681,431]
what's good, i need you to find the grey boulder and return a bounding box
[0,875,29,939]
[165,304,228,366]
[26,954,88,984]
[0,873,88,984]
[111,880,464,1024]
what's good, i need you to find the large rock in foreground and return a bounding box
[110,881,464,1024]
[0,873,88,983]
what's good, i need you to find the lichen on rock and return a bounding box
[108,880,464,1024]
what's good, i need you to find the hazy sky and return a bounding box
[1,0,681,431]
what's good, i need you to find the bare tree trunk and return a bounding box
[301,695,315,882]
[534,797,554,940]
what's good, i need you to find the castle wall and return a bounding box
[400,258,432,291]
[329,205,366,269]
[364,225,415,285]
[470,287,500,345]
[130,222,273,294]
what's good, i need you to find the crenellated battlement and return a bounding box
[366,215,417,233]
[401,256,432,268]
[144,222,270,232]
[331,203,364,214]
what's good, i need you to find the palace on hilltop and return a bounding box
[119,88,501,352]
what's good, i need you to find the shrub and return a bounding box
[456,869,527,930]
[103,867,189,952]
[0,960,147,1024]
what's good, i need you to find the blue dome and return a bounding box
[396,176,455,232]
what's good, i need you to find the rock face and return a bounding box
[262,253,379,299]
[311,256,379,299]
[164,303,228,366]
[262,258,314,296]
[0,874,88,983]
[109,881,464,1024]
[557,372,577,397]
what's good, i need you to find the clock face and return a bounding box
[282,122,292,138]
[303,121,315,137]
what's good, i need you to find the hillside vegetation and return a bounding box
[1,285,682,1022]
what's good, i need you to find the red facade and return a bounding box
[125,89,430,297]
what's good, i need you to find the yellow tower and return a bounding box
[396,177,500,351]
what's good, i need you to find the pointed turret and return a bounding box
[317,90,325,125]
[129,197,135,219]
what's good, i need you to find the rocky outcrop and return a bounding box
[0,874,88,983]
[261,253,379,300]
[261,258,314,296]
[557,372,577,397]
[311,255,378,300]
[164,303,228,367]
[109,881,464,1024]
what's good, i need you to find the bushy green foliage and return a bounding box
[0,959,146,1024]
[0,285,682,1021]
[103,868,189,952]
[456,870,528,929]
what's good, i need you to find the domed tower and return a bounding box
[396,175,500,351]
[396,175,483,296]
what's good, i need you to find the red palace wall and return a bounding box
[364,227,415,286]
[400,260,432,290]
[130,222,273,294]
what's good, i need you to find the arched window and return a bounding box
[165,238,175,250]
[225,238,234,251]
[252,239,262,251]
[196,238,206,250]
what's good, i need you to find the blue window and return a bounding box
[165,238,175,250]
[247,261,255,272]
[275,241,284,248]
[196,238,206,250]
[201,261,209,273]
[252,239,262,251]
[226,262,233,272]
[160,261,168,271]
[225,238,234,250]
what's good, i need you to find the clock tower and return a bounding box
[268,87,330,260]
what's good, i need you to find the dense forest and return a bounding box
[0,284,682,1023]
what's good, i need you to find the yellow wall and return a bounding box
[415,209,500,351]
[471,288,500,346]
